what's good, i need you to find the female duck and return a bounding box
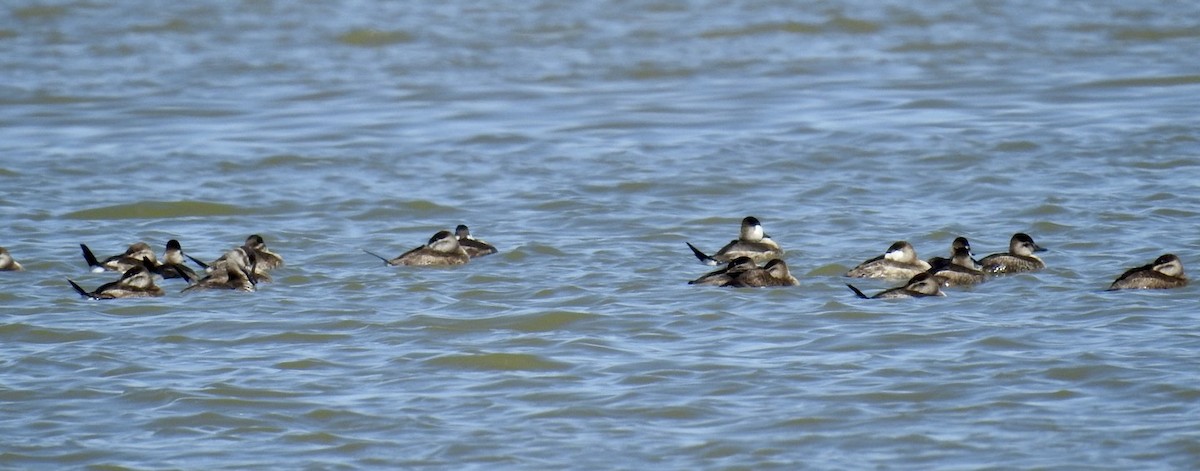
[980,233,1045,274]
[847,272,944,299]
[367,230,470,266]
[183,247,258,292]
[1107,254,1187,290]
[80,241,157,273]
[689,256,758,286]
[686,216,783,265]
[68,265,164,299]
[846,241,931,279]
[928,246,988,287]
[728,259,801,288]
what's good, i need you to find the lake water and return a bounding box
[2,0,1199,469]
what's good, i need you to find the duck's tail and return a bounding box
[686,242,719,266]
[846,283,870,299]
[67,279,99,300]
[80,244,103,271]
[363,249,391,265]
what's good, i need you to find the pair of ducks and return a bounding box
[67,235,283,299]
[686,217,798,287]
[365,224,497,266]
[684,217,1187,297]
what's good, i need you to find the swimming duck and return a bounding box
[187,234,279,281]
[80,241,157,273]
[979,233,1045,274]
[846,241,931,279]
[727,258,801,288]
[1107,254,1187,290]
[686,216,783,265]
[689,256,758,286]
[847,272,945,299]
[927,237,981,270]
[144,239,197,281]
[182,247,257,292]
[68,265,164,299]
[455,224,498,258]
[0,247,22,271]
[366,230,470,266]
[928,246,988,287]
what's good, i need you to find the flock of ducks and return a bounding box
[684,216,1187,298]
[0,218,1187,300]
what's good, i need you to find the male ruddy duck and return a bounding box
[366,230,470,266]
[0,247,23,271]
[728,258,801,288]
[68,265,164,299]
[80,242,157,273]
[455,224,498,258]
[847,272,945,299]
[686,216,783,265]
[928,246,988,287]
[183,247,258,292]
[980,233,1045,274]
[927,237,981,271]
[689,256,758,286]
[144,239,197,281]
[846,241,931,279]
[1107,254,1187,290]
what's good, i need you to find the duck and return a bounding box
[187,234,279,281]
[455,224,498,258]
[686,216,783,265]
[144,239,197,281]
[847,272,945,299]
[0,247,23,271]
[80,241,157,273]
[182,247,257,292]
[846,241,931,279]
[689,256,758,286]
[1107,254,1187,290]
[365,230,470,266]
[68,265,164,299]
[928,246,988,287]
[979,233,1045,274]
[727,258,801,288]
[927,237,981,270]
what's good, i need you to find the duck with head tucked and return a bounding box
[1107,254,1187,291]
[80,241,157,273]
[68,265,164,299]
[686,216,784,265]
[847,272,945,299]
[846,241,931,280]
[455,224,498,258]
[366,230,470,267]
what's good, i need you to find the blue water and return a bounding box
[2,1,1199,469]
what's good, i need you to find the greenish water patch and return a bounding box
[426,352,570,371]
[335,28,414,47]
[13,5,68,20]
[63,201,250,220]
[1082,75,1200,88]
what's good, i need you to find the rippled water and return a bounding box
[2,0,1199,469]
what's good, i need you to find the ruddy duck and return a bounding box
[686,216,783,265]
[0,247,22,271]
[688,256,758,286]
[455,224,498,258]
[980,233,1045,274]
[366,230,470,266]
[927,237,981,270]
[145,239,197,281]
[928,246,988,287]
[81,241,157,273]
[68,265,164,299]
[846,241,931,279]
[188,234,279,281]
[183,247,257,292]
[1107,254,1187,290]
[728,258,801,288]
[847,272,945,299]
